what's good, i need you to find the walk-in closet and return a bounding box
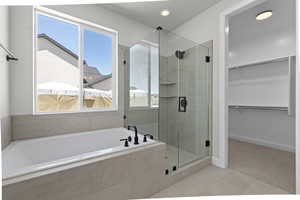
[227,0,296,193]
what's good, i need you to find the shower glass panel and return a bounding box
[159,29,212,168]
[125,31,159,139]
[125,28,212,169]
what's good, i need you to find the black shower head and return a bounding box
[175,50,185,60]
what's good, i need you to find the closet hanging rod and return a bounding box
[229,105,288,111]
[229,55,295,70]
[0,43,18,61]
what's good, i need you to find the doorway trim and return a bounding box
[219,0,299,193]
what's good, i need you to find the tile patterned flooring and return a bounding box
[151,140,294,198]
[229,139,295,193]
[151,166,288,198]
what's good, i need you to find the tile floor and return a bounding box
[151,140,295,198]
[229,139,295,193]
[151,165,288,198]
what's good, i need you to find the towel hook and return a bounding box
[0,43,18,62]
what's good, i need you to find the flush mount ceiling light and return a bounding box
[160,9,170,16]
[256,10,273,21]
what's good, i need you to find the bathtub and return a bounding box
[2,127,156,186]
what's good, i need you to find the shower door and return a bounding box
[159,30,212,169]
[176,44,211,167]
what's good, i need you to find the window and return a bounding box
[129,42,159,108]
[150,46,159,108]
[35,8,117,113]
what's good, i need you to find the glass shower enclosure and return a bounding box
[125,28,212,170]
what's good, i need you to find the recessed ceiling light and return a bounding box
[160,9,170,17]
[256,10,273,21]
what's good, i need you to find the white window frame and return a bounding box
[33,7,118,114]
[129,40,159,110]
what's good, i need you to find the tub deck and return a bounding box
[2,127,155,185]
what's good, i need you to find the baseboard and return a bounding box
[230,134,295,152]
[212,156,226,168]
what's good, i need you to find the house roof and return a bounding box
[38,33,112,87]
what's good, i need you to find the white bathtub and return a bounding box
[2,127,155,185]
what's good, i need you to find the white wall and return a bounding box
[47,5,152,47]
[229,109,295,152]
[0,7,9,116]
[173,0,243,166]
[37,50,80,86]
[0,6,11,149]
[227,28,295,108]
[9,6,34,115]
[296,0,300,194]
[9,5,153,115]
[229,28,296,67]
[229,61,290,107]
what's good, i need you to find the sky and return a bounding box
[38,14,113,75]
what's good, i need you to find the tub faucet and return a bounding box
[127,125,139,145]
[143,134,154,142]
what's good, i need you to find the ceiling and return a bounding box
[102,0,222,30]
[229,0,296,46]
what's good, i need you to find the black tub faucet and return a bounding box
[143,134,154,142]
[127,125,139,145]
[120,138,129,147]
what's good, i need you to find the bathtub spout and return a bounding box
[128,125,139,145]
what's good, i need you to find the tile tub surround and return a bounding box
[11,112,124,140]
[3,143,168,200]
[1,116,11,149]
[3,142,211,200]
[3,128,157,182]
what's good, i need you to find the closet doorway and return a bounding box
[226,0,296,193]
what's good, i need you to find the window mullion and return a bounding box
[148,45,151,109]
[79,24,84,111]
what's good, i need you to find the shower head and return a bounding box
[175,50,185,60]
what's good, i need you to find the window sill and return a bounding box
[129,107,159,111]
[33,107,119,116]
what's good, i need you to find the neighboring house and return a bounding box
[37,33,112,91]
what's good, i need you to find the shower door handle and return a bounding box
[178,97,187,112]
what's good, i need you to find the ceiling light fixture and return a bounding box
[256,10,273,21]
[160,9,170,16]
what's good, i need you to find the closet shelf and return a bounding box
[229,105,288,111]
[160,81,177,86]
[229,55,295,70]
[160,96,177,98]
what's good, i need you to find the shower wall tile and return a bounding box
[162,45,211,158]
